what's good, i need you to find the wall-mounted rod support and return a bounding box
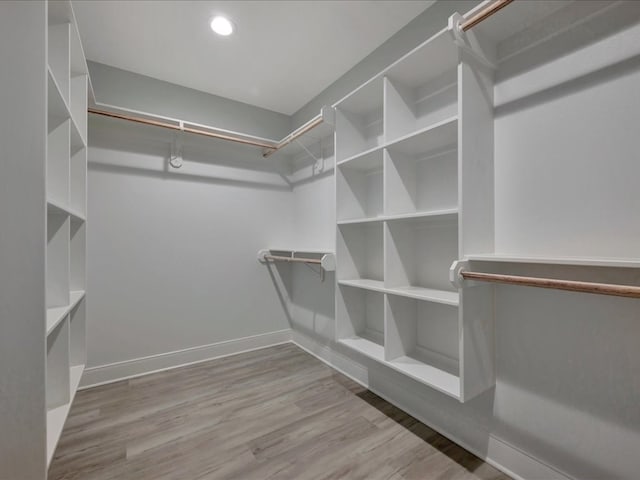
[460,0,514,32]
[88,108,278,150]
[460,271,640,299]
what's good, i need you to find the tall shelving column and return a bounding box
[46,0,89,466]
[334,21,495,402]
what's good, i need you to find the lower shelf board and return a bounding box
[46,290,85,335]
[387,355,460,399]
[338,279,386,292]
[338,337,385,362]
[47,364,84,466]
[338,280,459,307]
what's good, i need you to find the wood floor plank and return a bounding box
[49,343,510,480]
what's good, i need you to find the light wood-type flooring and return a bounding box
[49,343,511,480]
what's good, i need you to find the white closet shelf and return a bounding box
[338,337,385,362]
[385,116,458,156]
[337,216,385,226]
[46,363,84,466]
[338,209,458,226]
[387,286,459,306]
[46,290,85,336]
[387,355,460,399]
[47,200,86,222]
[337,145,385,170]
[465,253,640,269]
[338,278,386,293]
[338,279,458,307]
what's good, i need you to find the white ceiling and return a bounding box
[73,1,433,115]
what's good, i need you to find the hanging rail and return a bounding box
[88,105,334,157]
[459,0,514,32]
[460,271,640,299]
[88,108,277,149]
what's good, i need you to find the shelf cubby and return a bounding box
[336,285,385,361]
[385,294,460,398]
[336,148,383,221]
[70,298,86,368]
[46,318,70,411]
[48,22,70,107]
[384,29,458,143]
[47,212,70,309]
[335,77,384,161]
[47,118,70,207]
[337,222,384,283]
[385,215,458,294]
[384,117,458,216]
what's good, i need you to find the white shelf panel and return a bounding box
[385,116,458,157]
[47,199,86,223]
[338,337,385,362]
[337,216,385,226]
[383,209,459,223]
[465,253,640,269]
[338,279,386,293]
[70,115,86,152]
[337,145,385,171]
[388,355,460,399]
[47,364,84,466]
[46,290,85,336]
[387,286,459,306]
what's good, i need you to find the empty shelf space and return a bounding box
[337,223,384,283]
[337,217,385,226]
[383,209,458,223]
[386,294,460,398]
[46,290,85,336]
[48,67,70,123]
[384,65,458,143]
[385,116,458,156]
[338,337,385,362]
[337,148,384,222]
[335,77,384,161]
[337,145,385,168]
[47,364,84,466]
[387,286,459,306]
[388,355,460,399]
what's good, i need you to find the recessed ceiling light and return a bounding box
[210,16,234,36]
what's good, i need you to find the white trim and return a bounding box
[290,330,573,480]
[80,329,292,389]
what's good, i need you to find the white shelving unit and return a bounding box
[334,23,495,402]
[44,2,89,465]
[0,1,93,472]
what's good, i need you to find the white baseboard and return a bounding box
[290,330,572,480]
[80,329,292,389]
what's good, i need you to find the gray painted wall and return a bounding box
[89,61,291,140]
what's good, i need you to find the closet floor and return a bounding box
[49,343,510,480]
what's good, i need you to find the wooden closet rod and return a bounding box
[460,0,514,32]
[262,254,322,265]
[262,116,324,158]
[460,271,640,299]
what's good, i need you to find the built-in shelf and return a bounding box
[338,278,386,292]
[47,199,86,222]
[47,364,84,466]
[46,290,85,336]
[337,145,385,168]
[337,209,458,226]
[387,286,459,306]
[48,68,69,123]
[337,217,385,226]
[388,355,460,399]
[386,116,458,156]
[338,280,459,307]
[338,337,385,362]
[466,253,640,269]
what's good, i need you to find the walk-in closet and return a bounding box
[1,1,639,479]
